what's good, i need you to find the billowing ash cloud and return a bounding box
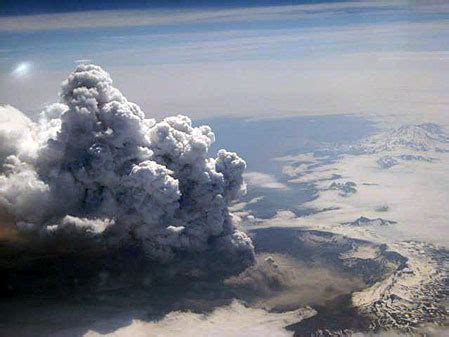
[0,64,254,273]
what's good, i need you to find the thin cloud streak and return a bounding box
[0,1,443,32]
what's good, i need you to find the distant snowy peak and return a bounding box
[376,154,433,169]
[341,216,397,227]
[328,181,357,196]
[363,123,449,153]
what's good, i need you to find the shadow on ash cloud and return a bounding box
[0,227,407,337]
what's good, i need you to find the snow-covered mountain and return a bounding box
[362,123,449,153]
[341,216,397,227]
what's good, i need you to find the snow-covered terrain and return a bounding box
[361,123,449,153]
[242,122,449,334]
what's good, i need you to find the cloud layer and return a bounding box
[273,123,449,248]
[0,2,421,32]
[83,300,307,337]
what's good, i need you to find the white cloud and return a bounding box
[244,172,288,190]
[83,301,305,337]
[300,152,449,247]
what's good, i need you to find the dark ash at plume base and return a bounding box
[0,64,255,292]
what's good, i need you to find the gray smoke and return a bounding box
[0,64,254,272]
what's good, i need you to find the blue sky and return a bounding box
[0,0,351,15]
[0,1,448,125]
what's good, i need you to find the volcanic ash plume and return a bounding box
[0,64,254,273]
